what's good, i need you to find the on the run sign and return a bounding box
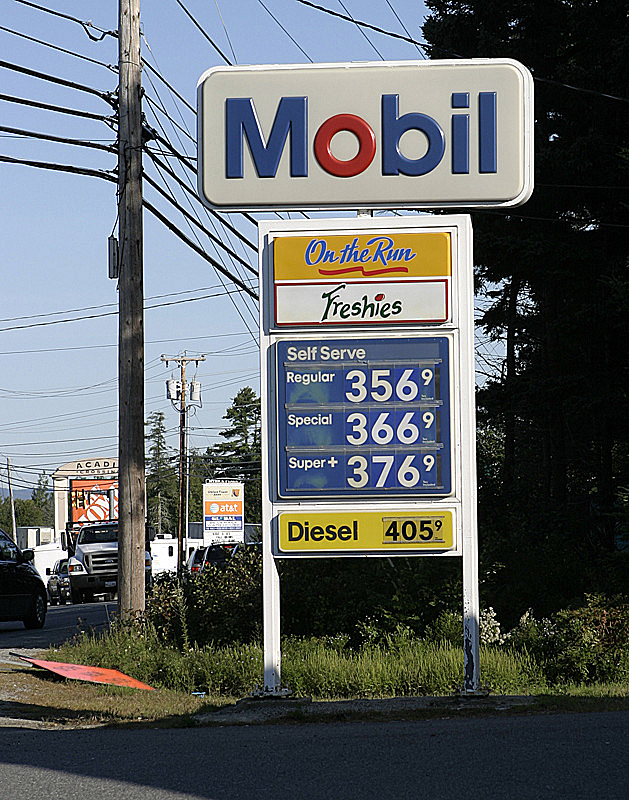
[197,59,533,211]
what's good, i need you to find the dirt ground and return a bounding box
[1,649,537,729]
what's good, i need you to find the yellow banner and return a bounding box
[274,232,451,282]
[278,510,454,553]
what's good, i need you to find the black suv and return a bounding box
[0,528,47,629]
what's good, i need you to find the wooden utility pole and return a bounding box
[118,0,146,619]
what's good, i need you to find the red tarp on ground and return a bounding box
[14,655,155,690]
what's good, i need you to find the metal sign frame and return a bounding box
[260,215,479,692]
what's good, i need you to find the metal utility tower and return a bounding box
[162,353,205,571]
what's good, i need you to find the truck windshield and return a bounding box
[77,527,118,545]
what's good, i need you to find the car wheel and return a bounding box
[23,593,47,629]
[49,595,58,606]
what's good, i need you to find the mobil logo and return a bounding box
[197,59,534,210]
[225,92,498,179]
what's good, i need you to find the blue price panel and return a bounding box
[275,337,451,498]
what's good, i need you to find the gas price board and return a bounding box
[274,336,451,498]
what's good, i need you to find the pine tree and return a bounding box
[145,410,177,533]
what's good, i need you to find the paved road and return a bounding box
[1,711,628,799]
[0,601,114,661]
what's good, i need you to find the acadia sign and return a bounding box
[197,59,533,210]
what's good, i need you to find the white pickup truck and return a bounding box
[67,522,152,603]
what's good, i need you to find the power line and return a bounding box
[336,0,384,59]
[0,60,115,104]
[144,94,195,144]
[0,24,117,71]
[143,199,258,300]
[255,0,313,61]
[295,0,629,105]
[0,287,253,333]
[295,0,422,46]
[383,0,426,58]
[173,0,232,65]
[0,153,116,182]
[142,60,195,114]
[143,171,256,274]
[144,151,257,252]
[0,124,115,152]
[12,0,117,41]
[0,92,115,122]
[142,90,260,334]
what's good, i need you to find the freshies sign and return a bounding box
[197,59,533,211]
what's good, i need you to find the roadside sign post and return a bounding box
[196,56,533,696]
[202,480,245,546]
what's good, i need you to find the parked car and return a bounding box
[0,527,47,629]
[46,559,71,605]
[186,543,239,575]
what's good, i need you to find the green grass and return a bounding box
[46,623,548,700]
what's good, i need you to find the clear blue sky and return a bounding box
[1,0,438,496]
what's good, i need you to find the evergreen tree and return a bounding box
[145,410,178,533]
[31,473,53,526]
[422,0,629,616]
[200,387,262,523]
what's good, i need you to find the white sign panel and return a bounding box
[197,59,533,211]
[203,480,245,544]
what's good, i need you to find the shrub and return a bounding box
[546,594,629,684]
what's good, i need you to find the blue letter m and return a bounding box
[225,97,307,178]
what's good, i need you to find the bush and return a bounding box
[146,546,263,648]
[546,594,629,684]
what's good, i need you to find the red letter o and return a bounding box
[314,114,376,177]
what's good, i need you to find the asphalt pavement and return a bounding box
[0,600,116,663]
[1,711,628,799]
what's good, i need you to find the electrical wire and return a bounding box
[0,154,116,182]
[214,0,238,64]
[336,0,383,59]
[144,94,195,144]
[144,151,256,252]
[295,0,629,105]
[143,172,256,274]
[0,93,115,123]
[0,287,253,333]
[0,60,115,104]
[142,59,195,115]
[142,200,258,300]
[255,0,313,61]
[0,124,115,152]
[383,0,425,58]
[12,0,117,41]
[142,93,260,333]
[0,24,117,71]
[173,0,232,65]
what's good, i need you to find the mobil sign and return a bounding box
[197,59,533,211]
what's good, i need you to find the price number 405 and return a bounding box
[383,517,443,543]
